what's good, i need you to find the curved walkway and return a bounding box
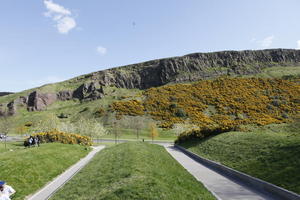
[27,145,105,200]
[164,145,275,200]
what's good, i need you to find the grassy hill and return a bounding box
[180,122,300,194]
[51,142,215,200]
[0,142,90,200]
[0,49,299,141]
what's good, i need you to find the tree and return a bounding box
[0,114,12,149]
[135,117,144,140]
[111,117,121,144]
[16,125,28,136]
[31,113,60,133]
[67,118,107,141]
[58,121,77,133]
[172,123,198,136]
[149,123,159,143]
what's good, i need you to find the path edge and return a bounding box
[27,146,104,200]
[175,144,300,200]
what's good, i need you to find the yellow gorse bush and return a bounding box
[28,130,92,146]
[112,77,300,129]
[111,99,145,119]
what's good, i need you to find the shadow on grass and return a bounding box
[179,132,225,149]
[179,130,300,194]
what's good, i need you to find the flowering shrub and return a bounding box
[175,126,234,144]
[27,130,92,146]
[112,77,300,129]
[111,100,145,118]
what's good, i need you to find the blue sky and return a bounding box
[0,0,299,92]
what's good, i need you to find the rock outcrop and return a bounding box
[0,104,5,116]
[1,48,300,114]
[87,49,300,89]
[57,90,73,101]
[7,101,16,116]
[27,91,57,111]
[73,82,104,101]
[25,82,104,112]
[0,100,19,116]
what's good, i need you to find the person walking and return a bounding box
[34,136,40,147]
[0,181,15,200]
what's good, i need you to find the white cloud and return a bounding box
[260,35,275,48]
[43,0,76,34]
[44,0,71,15]
[296,40,300,49]
[96,46,107,55]
[57,17,76,34]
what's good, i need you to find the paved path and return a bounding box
[27,145,105,200]
[94,138,173,145]
[164,145,275,200]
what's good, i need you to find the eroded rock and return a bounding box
[73,82,104,101]
[27,91,57,111]
[91,49,300,89]
[7,101,16,116]
[57,90,73,101]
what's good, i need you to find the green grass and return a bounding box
[0,141,24,153]
[180,123,300,194]
[104,127,176,141]
[242,66,300,79]
[1,86,146,135]
[51,142,215,200]
[0,142,90,200]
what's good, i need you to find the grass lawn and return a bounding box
[51,142,215,200]
[103,127,177,141]
[0,141,24,153]
[0,142,90,200]
[180,123,300,194]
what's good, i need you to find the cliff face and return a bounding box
[87,49,300,89]
[1,48,300,115]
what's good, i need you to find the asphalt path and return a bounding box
[164,145,276,200]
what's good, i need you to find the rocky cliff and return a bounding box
[1,48,300,115]
[85,49,300,89]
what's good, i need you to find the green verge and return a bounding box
[180,123,300,194]
[0,142,90,200]
[51,142,215,200]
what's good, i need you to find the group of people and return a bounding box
[24,135,40,148]
[0,181,15,200]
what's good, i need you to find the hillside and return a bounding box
[180,123,300,194]
[0,49,299,137]
[0,92,13,97]
[113,77,300,129]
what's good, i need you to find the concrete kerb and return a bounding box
[175,144,300,200]
[27,146,105,200]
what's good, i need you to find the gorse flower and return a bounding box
[111,77,300,129]
[26,130,92,146]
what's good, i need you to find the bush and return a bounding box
[175,108,187,118]
[58,113,69,119]
[110,77,300,129]
[94,107,105,117]
[24,122,33,127]
[79,107,90,113]
[27,131,92,146]
[175,126,234,144]
[111,100,144,118]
